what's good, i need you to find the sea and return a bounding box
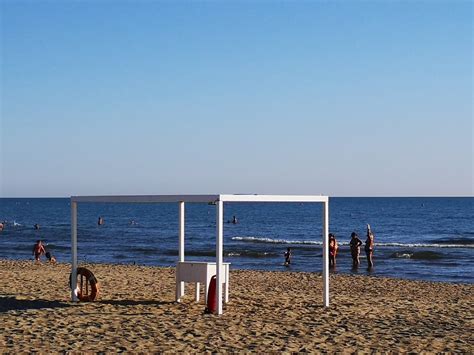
[0,197,472,283]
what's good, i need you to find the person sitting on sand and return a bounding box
[350,232,363,268]
[365,224,375,268]
[45,251,57,264]
[32,240,46,262]
[284,247,292,266]
[329,233,338,268]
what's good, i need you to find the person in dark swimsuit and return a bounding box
[328,233,338,268]
[350,232,363,268]
[284,247,292,266]
[365,224,375,268]
[45,251,57,264]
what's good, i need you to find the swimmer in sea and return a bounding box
[98,217,104,226]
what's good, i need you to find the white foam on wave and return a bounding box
[231,236,474,248]
[231,236,322,245]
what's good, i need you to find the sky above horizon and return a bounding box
[1,1,472,197]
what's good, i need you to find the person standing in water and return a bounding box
[365,224,375,268]
[328,233,338,268]
[284,247,292,266]
[349,232,363,268]
[98,217,104,226]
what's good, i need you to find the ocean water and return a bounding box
[0,197,472,283]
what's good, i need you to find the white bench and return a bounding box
[176,261,230,304]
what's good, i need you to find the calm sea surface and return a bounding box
[0,197,472,283]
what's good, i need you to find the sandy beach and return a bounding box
[0,259,472,352]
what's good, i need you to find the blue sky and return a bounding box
[1,1,472,197]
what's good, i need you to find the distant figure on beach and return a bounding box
[34,224,40,230]
[232,216,238,224]
[365,224,375,268]
[329,233,338,268]
[45,251,57,264]
[284,247,292,266]
[32,240,46,262]
[350,232,363,268]
[98,217,104,226]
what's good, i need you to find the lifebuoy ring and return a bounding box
[70,267,99,302]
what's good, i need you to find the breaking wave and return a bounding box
[232,236,474,248]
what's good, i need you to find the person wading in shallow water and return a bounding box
[284,247,292,266]
[350,232,363,268]
[329,233,338,268]
[365,224,375,268]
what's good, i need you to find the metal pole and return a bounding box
[71,200,78,302]
[216,199,224,315]
[322,199,329,307]
[178,201,185,300]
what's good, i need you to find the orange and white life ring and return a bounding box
[71,267,99,302]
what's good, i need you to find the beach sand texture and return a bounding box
[0,260,472,352]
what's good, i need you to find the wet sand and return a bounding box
[0,259,472,352]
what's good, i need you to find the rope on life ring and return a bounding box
[70,267,99,302]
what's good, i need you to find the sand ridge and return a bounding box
[0,260,472,352]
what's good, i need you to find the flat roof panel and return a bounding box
[219,194,328,203]
[71,194,328,204]
[71,195,219,203]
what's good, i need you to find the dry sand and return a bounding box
[0,259,472,353]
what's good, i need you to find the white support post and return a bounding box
[177,201,185,301]
[216,200,224,315]
[71,201,78,302]
[322,200,329,307]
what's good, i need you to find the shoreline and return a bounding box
[1,255,472,285]
[1,259,472,352]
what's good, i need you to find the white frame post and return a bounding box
[322,199,329,307]
[216,199,224,315]
[177,201,185,301]
[71,201,78,302]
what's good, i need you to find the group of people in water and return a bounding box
[329,224,375,269]
[285,224,375,269]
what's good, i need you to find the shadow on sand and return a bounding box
[97,299,175,307]
[0,296,71,313]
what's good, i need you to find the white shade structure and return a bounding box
[70,194,330,315]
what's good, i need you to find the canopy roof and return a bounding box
[71,194,328,204]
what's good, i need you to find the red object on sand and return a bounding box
[205,275,217,314]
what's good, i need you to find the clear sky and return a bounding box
[1,1,472,197]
